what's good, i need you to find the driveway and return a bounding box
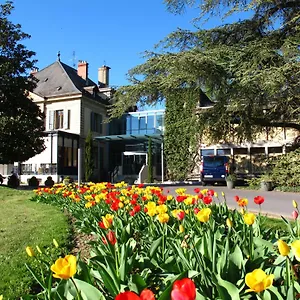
[164,184,300,219]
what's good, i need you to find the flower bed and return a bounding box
[23,182,300,299]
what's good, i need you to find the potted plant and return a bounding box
[225,174,237,189]
[259,174,273,191]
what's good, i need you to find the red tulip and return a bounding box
[140,289,155,300]
[208,190,215,197]
[133,205,141,213]
[177,211,185,220]
[234,195,239,202]
[171,278,196,300]
[254,196,264,205]
[115,291,140,300]
[107,231,117,245]
[203,196,212,205]
[194,208,200,214]
[194,188,201,194]
[292,210,299,220]
[129,210,136,217]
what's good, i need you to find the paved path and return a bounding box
[164,185,300,219]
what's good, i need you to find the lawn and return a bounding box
[0,186,70,299]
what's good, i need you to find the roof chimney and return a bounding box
[98,65,110,87]
[77,61,89,83]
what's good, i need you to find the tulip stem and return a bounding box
[287,256,298,280]
[71,277,81,300]
[286,257,291,293]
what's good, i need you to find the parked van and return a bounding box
[200,155,230,185]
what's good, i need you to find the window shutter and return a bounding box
[48,110,54,130]
[99,114,103,134]
[64,109,70,129]
[90,112,95,131]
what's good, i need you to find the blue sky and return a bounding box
[10,0,249,88]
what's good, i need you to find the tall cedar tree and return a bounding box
[111,0,300,144]
[85,131,94,182]
[0,1,45,163]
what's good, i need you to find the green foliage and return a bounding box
[147,137,153,183]
[0,1,45,163]
[28,176,39,187]
[268,149,300,187]
[111,0,300,144]
[85,131,94,182]
[164,88,202,180]
[0,187,70,299]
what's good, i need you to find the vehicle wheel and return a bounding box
[201,181,207,186]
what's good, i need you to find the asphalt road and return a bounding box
[164,184,300,219]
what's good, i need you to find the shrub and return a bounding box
[28,176,39,187]
[268,149,300,187]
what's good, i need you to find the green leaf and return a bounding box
[73,278,106,300]
[149,237,162,258]
[215,274,240,300]
[25,263,47,291]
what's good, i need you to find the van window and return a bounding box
[203,156,227,167]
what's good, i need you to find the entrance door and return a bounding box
[122,152,147,175]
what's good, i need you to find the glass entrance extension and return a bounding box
[122,152,147,175]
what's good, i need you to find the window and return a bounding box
[91,112,103,133]
[201,149,214,156]
[21,164,33,175]
[49,110,70,130]
[55,110,64,129]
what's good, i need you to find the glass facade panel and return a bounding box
[201,149,214,156]
[122,111,165,135]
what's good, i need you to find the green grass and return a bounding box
[0,187,70,299]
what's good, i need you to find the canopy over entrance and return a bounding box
[95,133,163,143]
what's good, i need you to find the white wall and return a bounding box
[45,98,81,134]
[82,98,107,137]
[22,135,58,168]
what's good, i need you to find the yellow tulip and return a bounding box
[26,246,35,257]
[51,254,77,279]
[291,240,300,261]
[226,218,233,228]
[214,192,218,197]
[196,208,212,223]
[53,239,59,248]
[293,200,298,209]
[243,213,256,225]
[156,204,168,214]
[179,225,184,233]
[221,192,225,197]
[0,294,3,300]
[157,213,169,224]
[278,240,290,256]
[245,269,274,292]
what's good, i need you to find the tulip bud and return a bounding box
[36,245,42,254]
[53,239,59,248]
[292,210,299,220]
[226,218,233,228]
[26,246,35,257]
[179,225,185,233]
[293,200,298,209]
[278,240,290,256]
[214,192,218,197]
[221,192,225,197]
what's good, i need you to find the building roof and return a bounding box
[32,61,108,104]
[199,90,214,107]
